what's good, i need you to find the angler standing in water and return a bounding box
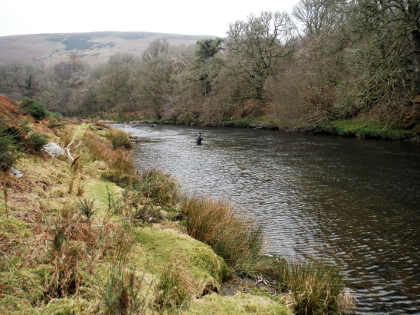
[196,132,203,145]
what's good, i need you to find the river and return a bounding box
[116,123,420,314]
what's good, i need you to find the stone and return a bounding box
[10,167,23,178]
[42,142,66,158]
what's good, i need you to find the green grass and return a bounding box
[132,227,230,296]
[84,178,123,217]
[324,119,414,140]
[255,257,349,314]
[154,265,191,311]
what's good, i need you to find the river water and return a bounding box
[116,123,420,314]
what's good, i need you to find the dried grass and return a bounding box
[108,129,133,150]
[84,131,135,186]
[135,169,179,207]
[181,197,263,273]
[256,257,348,315]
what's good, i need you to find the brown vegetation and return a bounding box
[181,197,263,273]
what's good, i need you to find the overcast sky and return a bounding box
[1,0,299,37]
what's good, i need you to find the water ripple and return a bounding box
[117,124,420,313]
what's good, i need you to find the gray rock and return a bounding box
[42,142,66,158]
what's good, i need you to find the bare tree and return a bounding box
[355,0,420,97]
[293,0,347,36]
[227,11,296,100]
[136,40,178,119]
[0,63,43,99]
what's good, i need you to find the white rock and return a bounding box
[42,142,65,158]
[10,167,23,178]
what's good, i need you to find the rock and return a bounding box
[42,142,66,158]
[10,167,23,178]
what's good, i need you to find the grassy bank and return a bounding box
[221,117,279,130]
[94,112,279,130]
[98,111,420,144]
[1,96,354,313]
[316,119,419,141]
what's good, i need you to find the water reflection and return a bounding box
[116,124,420,314]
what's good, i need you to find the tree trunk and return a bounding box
[411,29,420,97]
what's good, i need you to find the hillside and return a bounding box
[0,31,211,66]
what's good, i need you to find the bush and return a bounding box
[101,264,148,315]
[108,129,133,150]
[0,134,16,171]
[26,132,48,152]
[135,169,179,207]
[256,257,346,315]
[181,197,263,273]
[77,198,95,220]
[154,266,190,311]
[84,131,136,186]
[132,202,163,224]
[83,131,113,162]
[20,98,48,121]
[102,149,137,187]
[0,122,18,171]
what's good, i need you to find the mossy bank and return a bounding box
[98,110,420,144]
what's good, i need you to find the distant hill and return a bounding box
[0,31,212,66]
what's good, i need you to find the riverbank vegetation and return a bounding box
[1,0,420,141]
[0,96,355,313]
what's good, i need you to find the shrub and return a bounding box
[20,98,48,121]
[84,131,136,186]
[101,264,149,315]
[132,202,163,224]
[181,197,263,273]
[154,266,190,311]
[105,186,125,215]
[0,134,17,171]
[77,198,95,220]
[102,149,137,187]
[0,120,19,171]
[83,131,113,162]
[108,129,133,150]
[256,257,346,315]
[110,149,134,175]
[48,208,92,298]
[26,132,48,152]
[135,169,179,207]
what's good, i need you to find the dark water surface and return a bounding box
[116,124,420,314]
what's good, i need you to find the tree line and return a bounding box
[1,0,419,129]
